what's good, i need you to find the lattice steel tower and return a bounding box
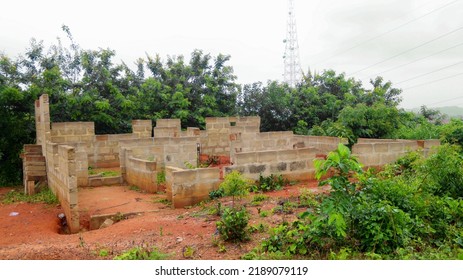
[283,0,302,87]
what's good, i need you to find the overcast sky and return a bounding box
[1,0,463,109]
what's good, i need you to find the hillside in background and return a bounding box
[409,106,463,119]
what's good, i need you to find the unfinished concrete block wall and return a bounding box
[50,122,95,143]
[203,116,260,156]
[61,143,89,187]
[181,127,201,137]
[226,147,320,181]
[121,137,198,168]
[132,119,152,138]
[154,119,181,138]
[120,137,199,192]
[243,131,294,152]
[45,143,79,233]
[292,135,347,153]
[352,140,440,167]
[47,120,152,172]
[21,145,47,195]
[35,94,51,152]
[230,131,294,164]
[125,156,158,193]
[88,133,140,168]
[120,145,162,191]
[165,166,220,208]
[418,139,441,156]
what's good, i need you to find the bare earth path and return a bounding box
[0,181,327,260]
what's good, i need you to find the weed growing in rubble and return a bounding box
[98,249,109,257]
[157,168,166,184]
[114,246,169,260]
[184,161,197,169]
[251,193,268,206]
[182,246,195,259]
[156,198,171,206]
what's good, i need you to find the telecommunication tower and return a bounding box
[283,0,302,87]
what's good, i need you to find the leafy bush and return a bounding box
[415,144,463,199]
[250,174,287,192]
[216,206,249,242]
[220,171,250,207]
[354,200,412,254]
[441,118,463,146]
[254,144,463,259]
[209,187,225,200]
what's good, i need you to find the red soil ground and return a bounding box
[0,180,327,260]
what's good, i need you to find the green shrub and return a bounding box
[209,187,225,200]
[250,174,287,192]
[216,206,249,242]
[416,144,463,198]
[220,171,250,207]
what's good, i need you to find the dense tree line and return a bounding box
[1,26,462,185]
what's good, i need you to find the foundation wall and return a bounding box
[226,147,320,181]
[45,143,79,233]
[165,166,220,208]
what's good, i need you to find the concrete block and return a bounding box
[380,153,400,165]
[249,164,267,174]
[278,149,298,161]
[235,152,257,164]
[198,168,220,180]
[173,170,197,184]
[373,143,389,153]
[270,162,288,173]
[388,143,405,153]
[352,144,374,154]
[257,151,278,163]
[422,139,440,149]
[224,166,245,175]
[297,148,316,159]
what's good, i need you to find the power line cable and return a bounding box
[369,41,463,78]
[402,71,463,90]
[348,26,463,76]
[314,0,461,65]
[395,61,463,84]
[426,95,463,106]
